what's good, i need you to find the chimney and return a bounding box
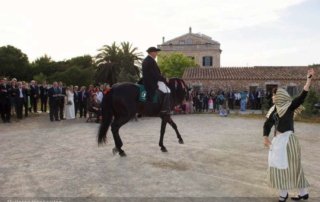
[162,36,165,43]
[189,27,192,33]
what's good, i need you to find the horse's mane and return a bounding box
[168,78,187,91]
[168,78,188,102]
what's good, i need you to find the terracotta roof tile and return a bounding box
[182,66,320,80]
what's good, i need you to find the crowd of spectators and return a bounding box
[0,77,109,124]
[175,89,267,116]
[2,76,271,124]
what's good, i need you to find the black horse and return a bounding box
[98,78,188,156]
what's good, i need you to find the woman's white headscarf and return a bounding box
[266,88,304,118]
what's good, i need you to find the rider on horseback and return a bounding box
[142,47,171,115]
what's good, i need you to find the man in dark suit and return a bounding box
[10,78,18,117]
[73,86,80,118]
[48,82,60,121]
[58,81,66,120]
[78,86,88,118]
[30,80,39,113]
[227,91,235,110]
[0,78,12,123]
[39,81,48,112]
[23,82,30,117]
[142,47,171,114]
[15,82,27,119]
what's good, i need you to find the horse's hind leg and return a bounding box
[111,117,130,157]
[159,115,169,152]
[168,116,184,144]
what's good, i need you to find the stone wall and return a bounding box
[185,79,320,94]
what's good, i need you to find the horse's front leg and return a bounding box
[168,116,184,144]
[159,115,168,152]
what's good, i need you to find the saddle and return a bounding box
[137,84,159,103]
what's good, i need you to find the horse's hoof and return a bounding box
[119,151,127,157]
[161,147,168,152]
[179,139,184,144]
[112,148,119,155]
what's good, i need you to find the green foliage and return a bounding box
[96,42,120,65]
[30,55,56,77]
[94,42,142,84]
[117,42,143,82]
[49,66,94,87]
[0,43,138,86]
[261,97,271,114]
[65,55,94,69]
[94,63,116,85]
[118,68,138,83]
[0,45,30,80]
[302,89,320,116]
[158,52,197,78]
[30,55,95,85]
[33,73,47,83]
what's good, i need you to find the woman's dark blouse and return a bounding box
[263,90,308,137]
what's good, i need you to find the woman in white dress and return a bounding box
[64,86,75,119]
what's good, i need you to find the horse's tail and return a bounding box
[98,89,113,145]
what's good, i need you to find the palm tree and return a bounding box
[95,42,120,65]
[118,42,143,82]
[94,42,143,85]
[95,63,117,85]
[95,42,121,85]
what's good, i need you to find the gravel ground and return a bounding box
[0,113,319,201]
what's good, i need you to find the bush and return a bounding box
[261,96,271,114]
[302,89,320,117]
[33,73,47,83]
[48,66,94,86]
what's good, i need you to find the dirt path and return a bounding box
[0,113,319,200]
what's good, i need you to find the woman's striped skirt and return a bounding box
[267,132,309,189]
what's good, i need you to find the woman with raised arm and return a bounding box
[263,68,314,202]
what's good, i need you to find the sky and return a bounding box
[0,0,319,66]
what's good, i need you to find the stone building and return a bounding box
[158,27,222,68]
[182,66,320,96]
[160,29,319,96]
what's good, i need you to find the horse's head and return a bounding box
[168,78,188,106]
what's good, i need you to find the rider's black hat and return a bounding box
[146,47,161,53]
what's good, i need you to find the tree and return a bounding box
[49,66,94,87]
[0,45,30,80]
[95,63,117,85]
[95,42,120,65]
[30,54,56,78]
[94,42,143,85]
[65,55,94,69]
[117,42,143,82]
[158,52,197,78]
[95,42,121,85]
[302,89,320,116]
[33,73,47,84]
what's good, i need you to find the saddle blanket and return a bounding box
[137,84,158,103]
